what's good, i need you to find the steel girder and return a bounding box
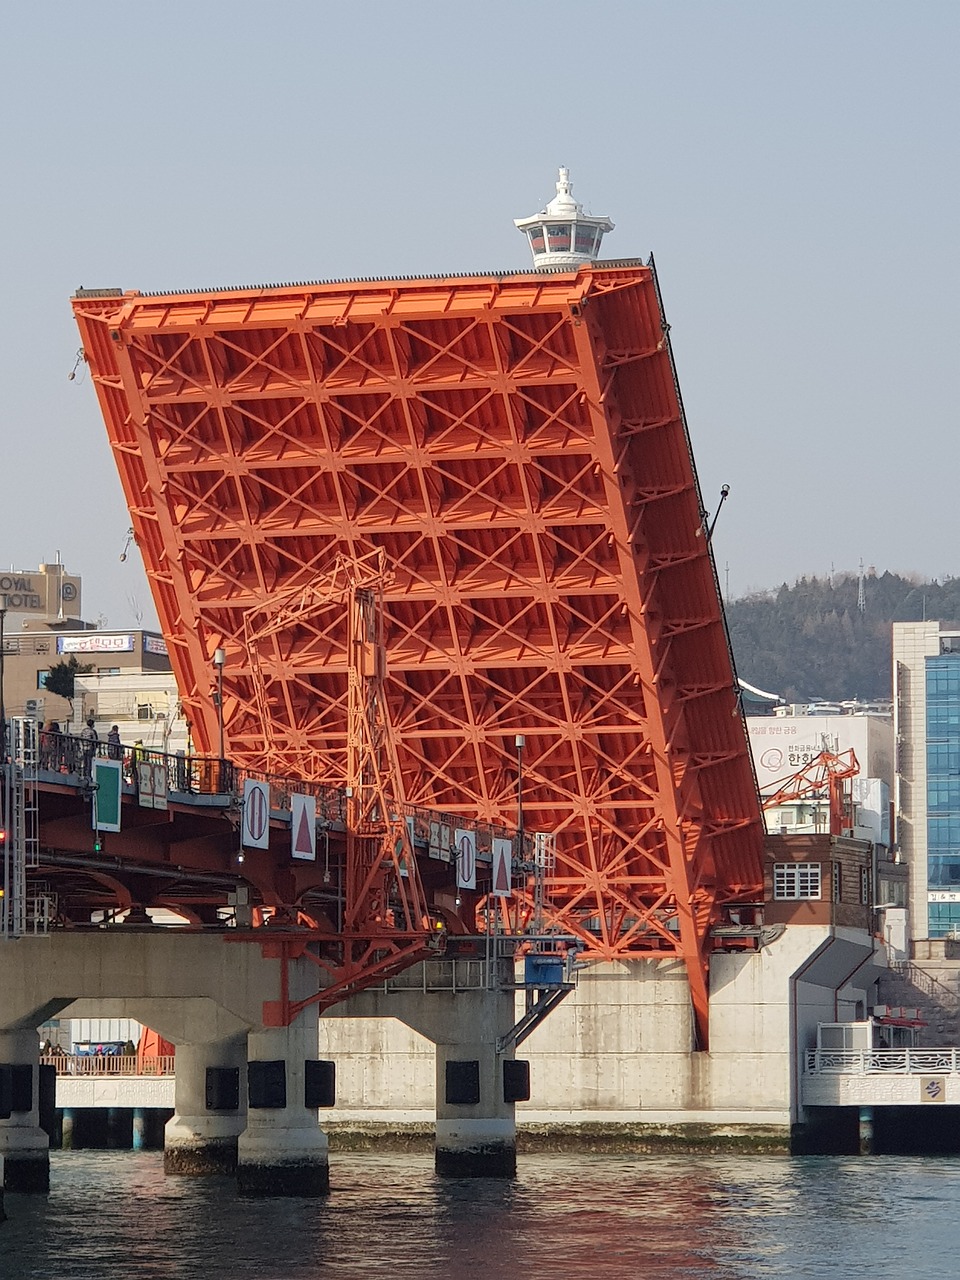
[73,262,764,1044]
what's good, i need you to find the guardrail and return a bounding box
[41,1053,175,1077]
[805,1048,960,1075]
[34,730,525,857]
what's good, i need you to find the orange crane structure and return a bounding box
[72,256,766,1045]
[762,748,861,837]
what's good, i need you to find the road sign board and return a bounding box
[492,837,512,898]
[455,828,476,889]
[290,793,316,861]
[243,779,271,849]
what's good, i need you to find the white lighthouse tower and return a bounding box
[515,167,614,268]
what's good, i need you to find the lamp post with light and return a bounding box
[213,648,226,764]
[515,734,525,860]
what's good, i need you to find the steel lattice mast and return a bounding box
[72,196,764,1043]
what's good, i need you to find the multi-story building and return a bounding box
[893,621,960,941]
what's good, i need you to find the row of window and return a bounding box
[926,658,960,698]
[926,856,960,886]
[38,667,121,688]
[927,741,960,773]
[526,224,602,257]
[927,818,960,849]
[773,862,871,903]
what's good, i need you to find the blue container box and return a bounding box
[524,954,565,986]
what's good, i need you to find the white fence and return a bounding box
[806,1049,960,1075]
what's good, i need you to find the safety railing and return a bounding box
[33,732,531,851]
[35,730,347,823]
[41,1053,176,1077]
[805,1048,960,1075]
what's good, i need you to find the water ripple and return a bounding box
[1,1151,959,1279]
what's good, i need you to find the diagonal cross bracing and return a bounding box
[73,263,764,1044]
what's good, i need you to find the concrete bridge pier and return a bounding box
[237,1006,329,1197]
[0,1027,50,1193]
[435,1037,519,1177]
[325,956,524,1177]
[164,1033,248,1176]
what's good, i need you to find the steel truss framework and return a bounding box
[73,261,765,1042]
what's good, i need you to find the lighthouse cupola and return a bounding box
[515,167,614,268]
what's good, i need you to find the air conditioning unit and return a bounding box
[137,704,154,720]
[25,698,44,718]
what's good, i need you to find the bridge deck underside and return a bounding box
[74,262,764,1028]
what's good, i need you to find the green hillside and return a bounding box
[725,572,960,705]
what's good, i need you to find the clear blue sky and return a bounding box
[2,1,957,628]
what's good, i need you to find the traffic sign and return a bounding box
[455,828,476,889]
[291,793,316,861]
[492,837,512,898]
[242,779,271,849]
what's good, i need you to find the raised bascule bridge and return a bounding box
[1,171,769,1196]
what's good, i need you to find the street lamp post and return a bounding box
[213,648,226,762]
[515,733,525,859]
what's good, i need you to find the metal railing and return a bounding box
[41,1053,176,1077]
[805,1048,960,1075]
[32,730,531,854]
[890,960,960,1005]
[34,729,347,823]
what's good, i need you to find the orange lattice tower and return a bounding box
[72,174,764,1043]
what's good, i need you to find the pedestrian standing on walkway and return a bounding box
[107,724,122,759]
[80,715,98,778]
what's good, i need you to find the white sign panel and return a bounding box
[137,761,169,811]
[137,761,156,809]
[58,633,135,654]
[290,793,316,861]
[151,762,168,811]
[455,828,476,890]
[242,779,271,850]
[143,634,169,656]
[491,837,512,898]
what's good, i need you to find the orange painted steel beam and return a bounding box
[73,262,764,1046]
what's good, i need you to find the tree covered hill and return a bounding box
[725,571,960,704]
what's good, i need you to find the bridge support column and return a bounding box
[237,1007,328,1197]
[0,1028,50,1193]
[859,1105,875,1156]
[435,1039,518,1177]
[165,1034,248,1176]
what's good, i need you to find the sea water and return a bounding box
[1,1150,957,1278]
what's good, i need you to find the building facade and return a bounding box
[893,621,960,941]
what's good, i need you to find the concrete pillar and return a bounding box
[133,1108,147,1152]
[237,1005,328,1197]
[0,1028,49,1193]
[859,1105,875,1155]
[435,1039,517,1177]
[164,1034,247,1176]
[61,1109,75,1150]
[106,1107,132,1149]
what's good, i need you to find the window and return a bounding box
[546,224,571,252]
[574,225,597,255]
[833,862,842,903]
[859,866,871,905]
[527,226,545,254]
[774,862,821,900]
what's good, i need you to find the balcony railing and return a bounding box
[806,1048,960,1075]
[41,1053,175,1077]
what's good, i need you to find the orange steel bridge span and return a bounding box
[72,259,765,1044]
